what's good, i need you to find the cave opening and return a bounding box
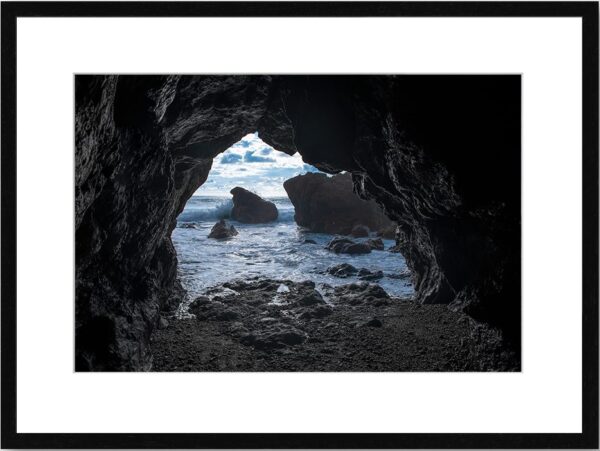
[76,75,521,372]
[171,132,414,317]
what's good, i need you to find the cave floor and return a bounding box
[150,279,519,372]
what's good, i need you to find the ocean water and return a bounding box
[173,196,414,301]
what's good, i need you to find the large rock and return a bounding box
[76,75,520,370]
[284,172,393,235]
[230,187,278,223]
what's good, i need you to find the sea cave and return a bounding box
[75,75,521,371]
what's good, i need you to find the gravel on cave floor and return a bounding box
[150,278,519,372]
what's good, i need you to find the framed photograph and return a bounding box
[1,1,598,448]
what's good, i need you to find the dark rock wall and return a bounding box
[75,75,520,370]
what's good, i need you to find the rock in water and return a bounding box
[365,238,385,251]
[327,263,358,278]
[283,173,394,235]
[326,236,371,255]
[230,187,278,223]
[208,219,238,239]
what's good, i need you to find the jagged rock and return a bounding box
[327,263,358,278]
[75,75,520,370]
[325,237,353,253]
[208,219,238,239]
[230,187,278,223]
[297,291,326,306]
[179,223,197,229]
[365,238,384,251]
[333,283,390,306]
[284,172,394,235]
[351,225,370,237]
[325,237,371,255]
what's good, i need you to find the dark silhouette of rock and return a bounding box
[284,172,394,235]
[327,263,358,278]
[325,236,353,253]
[364,318,383,328]
[345,243,372,255]
[334,282,390,304]
[151,277,519,371]
[75,75,520,370]
[179,223,197,229]
[351,225,370,237]
[326,236,371,255]
[365,238,385,251]
[208,219,238,239]
[358,268,384,281]
[230,187,278,223]
[377,225,397,240]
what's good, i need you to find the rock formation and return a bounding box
[207,219,238,239]
[75,75,520,370]
[284,172,394,235]
[325,237,372,255]
[230,187,278,223]
[365,238,385,251]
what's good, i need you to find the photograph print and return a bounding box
[75,75,521,372]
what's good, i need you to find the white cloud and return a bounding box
[194,133,319,197]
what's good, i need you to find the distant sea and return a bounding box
[173,195,414,302]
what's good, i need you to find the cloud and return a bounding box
[220,153,242,164]
[244,150,276,163]
[194,133,324,197]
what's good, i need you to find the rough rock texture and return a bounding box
[207,219,238,239]
[326,237,372,255]
[284,172,394,235]
[230,187,278,223]
[365,238,385,251]
[327,263,358,278]
[151,278,519,371]
[76,75,520,370]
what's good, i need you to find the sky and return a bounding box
[194,133,319,197]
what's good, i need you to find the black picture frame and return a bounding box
[1,1,598,448]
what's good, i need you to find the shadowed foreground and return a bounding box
[151,279,518,372]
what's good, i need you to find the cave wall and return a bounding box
[75,75,520,371]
